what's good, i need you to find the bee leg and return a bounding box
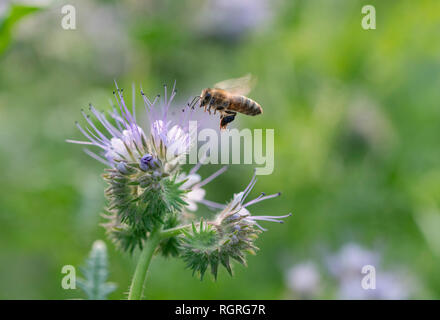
[220,112,236,130]
[225,110,236,117]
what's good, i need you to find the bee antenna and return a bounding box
[188,95,200,109]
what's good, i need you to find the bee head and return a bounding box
[200,88,212,107]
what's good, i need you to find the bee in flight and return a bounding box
[194,74,263,129]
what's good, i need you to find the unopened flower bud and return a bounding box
[116,162,129,174]
[140,154,156,171]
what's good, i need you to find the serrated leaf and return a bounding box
[77,240,117,300]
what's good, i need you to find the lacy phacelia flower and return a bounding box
[181,172,291,279]
[68,84,197,252]
[68,83,195,169]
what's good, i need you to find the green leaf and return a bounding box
[77,240,117,300]
[0,4,43,54]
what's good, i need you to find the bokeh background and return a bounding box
[0,0,439,299]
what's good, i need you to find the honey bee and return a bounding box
[197,74,263,129]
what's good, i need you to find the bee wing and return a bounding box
[213,74,256,96]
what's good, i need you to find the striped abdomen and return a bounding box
[228,95,263,116]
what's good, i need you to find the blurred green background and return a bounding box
[0,0,440,299]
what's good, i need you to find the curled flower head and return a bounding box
[181,171,291,279]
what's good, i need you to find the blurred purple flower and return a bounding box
[326,243,380,279]
[338,271,411,300]
[196,0,276,41]
[327,243,417,300]
[286,261,321,298]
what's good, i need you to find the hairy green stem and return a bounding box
[128,222,203,299]
[128,228,161,300]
